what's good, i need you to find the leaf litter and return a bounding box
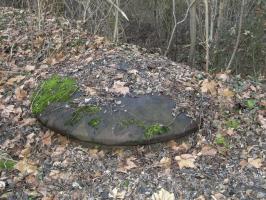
[0,7,265,200]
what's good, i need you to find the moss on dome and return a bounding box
[31,75,77,115]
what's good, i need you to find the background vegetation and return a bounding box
[1,0,265,76]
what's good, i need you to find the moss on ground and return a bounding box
[31,75,77,115]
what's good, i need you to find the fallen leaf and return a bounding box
[211,193,226,200]
[248,158,262,168]
[151,188,175,200]
[199,145,217,156]
[175,154,197,169]
[109,187,126,199]
[15,87,27,101]
[221,88,234,98]
[110,81,129,95]
[257,114,266,129]
[85,87,97,96]
[216,73,229,82]
[195,195,206,200]
[15,159,38,175]
[239,160,248,168]
[225,128,235,136]
[117,156,137,173]
[201,79,217,96]
[159,157,172,168]
[41,130,53,146]
[20,147,31,158]
[20,118,36,126]
[51,146,66,157]
[167,141,190,152]
[6,75,25,85]
[25,65,36,72]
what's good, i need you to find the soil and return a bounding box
[0,7,265,200]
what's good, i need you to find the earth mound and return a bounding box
[31,38,208,145]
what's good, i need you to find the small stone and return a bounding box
[116,100,122,105]
[72,181,82,189]
[0,181,6,191]
[257,192,266,199]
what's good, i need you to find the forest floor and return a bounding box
[0,7,266,200]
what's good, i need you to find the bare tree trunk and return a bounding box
[164,0,197,56]
[203,0,209,72]
[189,0,197,66]
[113,0,119,43]
[216,0,224,41]
[210,0,217,41]
[226,0,245,70]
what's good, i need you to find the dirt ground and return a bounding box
[0,7,265,200]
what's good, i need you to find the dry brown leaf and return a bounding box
[212,193,226,200]
[20,118,36,126]
[248,158,262,168]
[259,100,266,107]
[6,75,25,85]
[201,79,217,96]
[25,65,36,72]
[175,154,197,169]
[51,146,66,157]
[151,188,175,200]
[33,36,44,48]
[15,159,38,175]
[20,147,31,158]
[117,156,137,173]
[199,145,217,156]
[85,87,97,96]
[41,130,53,146]
[225,128,235,136]
[94,36,105,45]
[110,81,129,95]
[159,157,172,168]
[108,187,126,199]
[216,73,229,82]
[195,195,206,200]
[15,87,27,101]
[257,114,266,129]
[167,141,190,152]
[113,148,124,157]
[239,160,248,168]
[221,88,234,98]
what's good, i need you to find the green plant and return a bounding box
[226,119,240,129]
[245,99,257,109]
[0,159,16,170]
[31,75,77,114]
[214,133,229,148]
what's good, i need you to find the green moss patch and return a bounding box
[31,75,77,115]
[144,123,169,139]
[67,105,101,126]
[88,118,101,128]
